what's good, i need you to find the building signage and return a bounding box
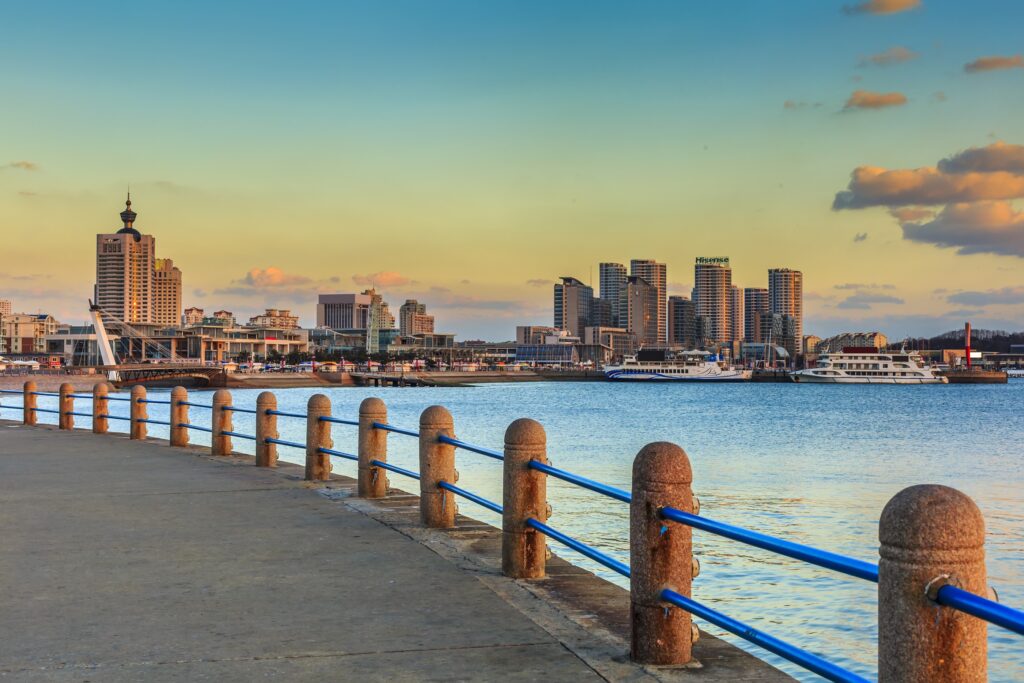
[695,257,730,265]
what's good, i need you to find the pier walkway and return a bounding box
[0,423,780,682]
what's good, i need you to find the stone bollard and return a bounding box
[419,406,456,528]
[305,394,332,481]
[630,442,694,665]
[211,389,232,455]
[58,383,74,430]
[92,382,109,434]
[502,418,548,579]
[130,385,147,440]
[23,380,37,426]
[878,485,987,683]
[358,397,388,498]
[255,391,278,467]
[169,386,189,447]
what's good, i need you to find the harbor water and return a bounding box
[13,381,1023,681]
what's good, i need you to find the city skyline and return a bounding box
[2,1,1023,338]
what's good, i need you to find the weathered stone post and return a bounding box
[23,380,37,425]
[58,383,74,430]
[169,386,189,447]
[358,397,388,497]
[878,485,987,682]
[255,391,278,467]
[211,389,232,455]
[305,394,332,481]
[130,385,147,440]
[419,406,456,528]
[92,382,109,434]
[502,418,548,579]
[630,442,694,665]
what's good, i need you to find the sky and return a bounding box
[1,0,1023,340]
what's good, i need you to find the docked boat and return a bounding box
[791,347,948,384]
[604,350,751,382]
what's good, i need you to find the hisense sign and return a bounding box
[695,257,730,265]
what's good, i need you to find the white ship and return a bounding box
[791,348,948,384]
[604,351,751,382]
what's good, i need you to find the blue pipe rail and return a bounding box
[437,435,504,461]
[138,398,171,405]
[370,458,420,480]
[438,481,503,514]
[0,389,22,394]
[265,437,305,449]
[101,414,132,421]
[222,430,257,441]
[64,411,95,418]
[137,418,171,426]
[660,506,878,583]
[936,584,1024,636]
[318,446,358,462]
[222,406,258,414]
[320,415,359,426]
[265,409,307,419]
[527,518,631,578]
[178,401,212,409]
[179,423,213,433]
[106,396,133,402]
[30,391,60,396]
[660,589,870,683]
[372,422,420,438]
[529,461,632,504]
[31,408,61,414]
[68,393,97,399]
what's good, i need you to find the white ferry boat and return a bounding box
[604,350,751,382]
[791,347,948,384]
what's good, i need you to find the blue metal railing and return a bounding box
[528,460,632,504]
[370,458,419,481]
[64,411,95,418]
[0,389,22,394]
[372,422,420,438]
[222,430,257,441]
[101,414,132,421]
[31,408,61,414]
[265,437,305,449]
[936,585,1024,636]
[660,589,871,683]
[106,395,133,402]
[30,391,60,397]
[320,416,359,426]
[438,435,504,461]
[438,481,503,514]
[138,398,171,405]
[178,401,212,409]
[660,506,879,583]
[266,409,307,419]
[68,393,97,399]
[319,446,358,462]
[527,518,630,578]
[179,423,212,433]
[137,418,171,426]
[223,406,258,414]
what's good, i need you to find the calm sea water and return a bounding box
[15,381,1023,681]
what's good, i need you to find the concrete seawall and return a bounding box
[0,422,788,682]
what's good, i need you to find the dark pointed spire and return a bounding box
[117,190,141,241]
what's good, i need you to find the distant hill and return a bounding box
[897,329,1024,352]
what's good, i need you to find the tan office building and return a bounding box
[152,258,182,326]
[693,258,732,343]
[768,268,803,354]
[630,260,667,342]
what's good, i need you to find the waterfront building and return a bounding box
[399,299,435,336]
[599,262,627,326]
[247,308,300,329]
[317,293,372,329]
[1,313,61,355]
[516,325,560,345]
[590,297,613,327]
[152,258,182,327]
[768,268,803,354]
[630,260,667,342]
[743,288,768,342]
[45,325,119,366]
[0,299,11,317]
[621,276,659,346]
[817,331,888,353]
[667,295,697,348]
[182,306,204,327]
[755,312,798,361]
[553,276,595,337]
[585,325,638,358]
[95,195,155,324]
[803,335,823,354]
[211,310,236,327]
[729,286,744,343]
[693,257,732,343]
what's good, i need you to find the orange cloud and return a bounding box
[240,266,311,288]
[964,55,1024,73]
[843,90,907,110]
[351,271,414,288]
[900,201,1024,257]
[843,0,920,15]
[834,166,1024,208]
[858,46,917,67]
[938,141,1024,174]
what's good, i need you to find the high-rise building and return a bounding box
[622,276,659,345]
[599,263,627,326]
[553,277,594,337]
[630,260,667,342]
[0,299,11,317]
[729,285,744,343]
[743,288,769,342]
[182,307,204,327]
[362,289,395,330]
[317,293,372,329]
[399,299,435,336]
[247,308,300,328]
[768,268,804,354]
[95,195,155,324]
[152,258,182,327]
[668,295,697,348]
[693,257,732,343]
